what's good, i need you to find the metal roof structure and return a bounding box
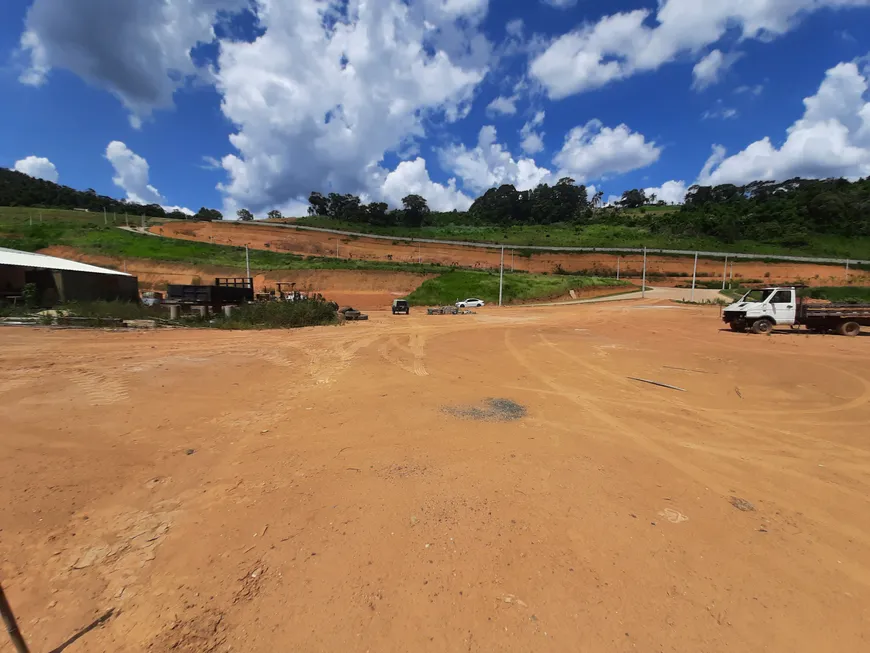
[0,246,131,277]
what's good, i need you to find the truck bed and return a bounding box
[800,302,870,319]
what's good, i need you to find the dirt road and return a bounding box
[153,221,870,287]
[2,303,870,652]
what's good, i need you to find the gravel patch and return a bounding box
[443,398,527,422]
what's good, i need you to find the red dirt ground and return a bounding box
[2,302,870,652]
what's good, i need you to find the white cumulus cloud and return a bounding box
[552,120,661,181]
[644,180,688,204]
[18,0,249,128]
[105,141,164,205]
[13,155,58,182]
[375,157,473,211]
[692,49,741,90]
[439,125,553,193]
[214,0,491,213]
[530,0,870,98]
[520,111,546,154]
[486,95,518,115]
[698,60,870,186]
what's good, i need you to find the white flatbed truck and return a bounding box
[722,287,870,336]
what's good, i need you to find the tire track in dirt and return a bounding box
[503,328,731,494]
[540,330,870,457]
[504,330,870,579]
[68,369,130,406]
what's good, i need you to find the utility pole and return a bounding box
[0,582,30,653]
[641,247,647,299]
[511,249,514,272]
[498,246,505,307]
[125,213,129,227]
[616,257,620,281]
[245,245,251,280]
[846,259,850,281]
[691,252,698,302]
[103,207,107,225]
[721,255,728,291]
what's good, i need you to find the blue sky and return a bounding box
[2,0,870,217]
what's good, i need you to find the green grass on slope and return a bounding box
[0,213,443,274]
[406,270,628,306]
[799,287,870,303]
[291,217,870,260]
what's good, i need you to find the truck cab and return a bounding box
[723,287,796,334]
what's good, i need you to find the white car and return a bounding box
[456,298,485,308]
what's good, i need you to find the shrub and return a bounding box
[214,298,339,329]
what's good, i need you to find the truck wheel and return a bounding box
[837,321,861,337]
[729,322,746,333]
[751,319,773,335]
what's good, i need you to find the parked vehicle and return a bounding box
[722,287,870,336]
[339,306,369,321]
[141,291,163,307]
[456,298,485,308]
[392,299,410,315]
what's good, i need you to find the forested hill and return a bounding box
[4,164,870,250]
[303,178,870,249]
[0,168,222,221]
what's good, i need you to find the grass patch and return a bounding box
[212,299,339,329]
[0,209,442,274]
[406,270,627,306]
[799,287,870,303]
[291,216,870,259]
[58,300,166,320]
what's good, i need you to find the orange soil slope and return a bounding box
[153,221,870,287]
[39,246,433,309]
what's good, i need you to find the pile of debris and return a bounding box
[427,306,475,316]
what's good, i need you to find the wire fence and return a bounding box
[261,222,869,266]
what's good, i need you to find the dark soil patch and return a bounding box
[443,398,527,422]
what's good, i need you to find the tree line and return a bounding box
[304,177,870,247]
[5,165,870,247]
[0,168,223,221]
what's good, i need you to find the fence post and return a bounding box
[498,246,504,307]
[641,247,647,299]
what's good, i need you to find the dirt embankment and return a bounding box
[153,221,870,287]
[39,246,433,309]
